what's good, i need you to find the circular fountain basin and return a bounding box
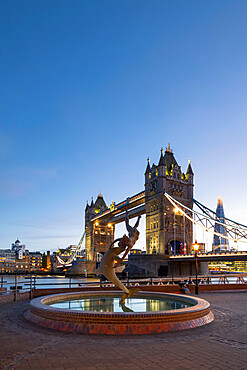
[25,291,214,335]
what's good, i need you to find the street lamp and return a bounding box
[193,241,200,295]
[173,207,179,254]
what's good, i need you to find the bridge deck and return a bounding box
[91,190,145,224]
[170,251,247,262]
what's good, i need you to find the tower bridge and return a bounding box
[56,143,247,276]
[85,144,194,262]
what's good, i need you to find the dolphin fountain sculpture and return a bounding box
[96,211,141,304]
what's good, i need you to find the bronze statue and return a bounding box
[96,211,141,303]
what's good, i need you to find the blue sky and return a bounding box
[1,0,247,252]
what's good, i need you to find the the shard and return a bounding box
[212,196,230,251]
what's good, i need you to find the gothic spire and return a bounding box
[158,147,166,166]
[145,157,151,174]
[90,196,94,207]
[166,142,173,153]
[186,159,194,175]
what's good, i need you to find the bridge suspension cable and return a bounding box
[56,231,86,266]
[164,191,247,244]
[192,198,247,230]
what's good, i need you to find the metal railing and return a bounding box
[0,273,246,302]
[100,273,247,287]
[170,251,247,258]
[0,275,92,300]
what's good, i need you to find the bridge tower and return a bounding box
[145,144,194,255]
[85,193,115,261]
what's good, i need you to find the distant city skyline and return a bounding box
[1,1,247,252]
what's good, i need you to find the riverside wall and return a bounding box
[0,283,246,304]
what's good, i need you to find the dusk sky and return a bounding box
[1,1,247,252]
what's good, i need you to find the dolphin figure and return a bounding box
[96,235,139,304]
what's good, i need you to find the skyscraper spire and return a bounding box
[212,196,229,251]
[217,196,223,206]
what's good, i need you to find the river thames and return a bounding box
[1,275,100,291]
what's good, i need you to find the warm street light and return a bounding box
[173,208,179,254]
[193,241,200,295]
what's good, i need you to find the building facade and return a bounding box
[0,240,46,273]
[0,250,16,273]
[11,239,25,259]
[145,145,194,255]
[29,252,42,272]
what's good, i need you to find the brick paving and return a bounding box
[0,291,246,369]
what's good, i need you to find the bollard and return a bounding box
[1,276,3,288]
[69,277,71,289]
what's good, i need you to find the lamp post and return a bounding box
[193,241,200,295]
[173,207,179,255]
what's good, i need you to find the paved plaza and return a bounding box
[0,291,246,370]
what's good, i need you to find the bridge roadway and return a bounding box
[91,190,145,224]
[170,250,247,262]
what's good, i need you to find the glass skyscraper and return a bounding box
[212,196,230,251]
